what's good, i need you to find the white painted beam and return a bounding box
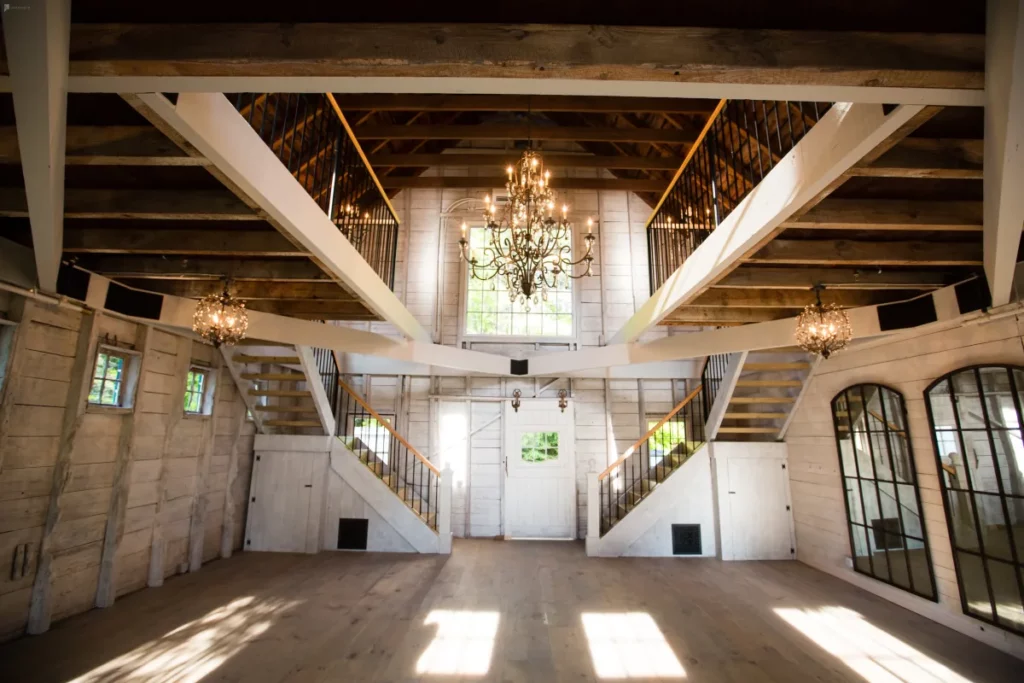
[135,92,430,342]
[984,0,1024,306]
[610,102,926,345]
[2,0,71,292]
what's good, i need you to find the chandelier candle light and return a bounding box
[794,284,853,359]
[192,283,249,348]
[458,149,596,307]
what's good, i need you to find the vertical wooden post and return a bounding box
[220,405,247,559]
[0,299,34,474]
[586,472,600,556]
[95,324,153,608]
[438,465,453,554]
[27,308,100,635]
[148,336,191,587]
[188,351,223,572]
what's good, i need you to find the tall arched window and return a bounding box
[832,384,937,600]
[926,366,1024,635]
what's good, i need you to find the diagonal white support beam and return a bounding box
[609,102,926,345]
[135,92,431,342]
[2,0,71,292]
[984,0,1024,306]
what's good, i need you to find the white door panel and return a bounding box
[247,452,314,552]
[725,457,793,560]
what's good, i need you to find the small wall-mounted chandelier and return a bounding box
[511,389,522,413]
[192,282,249,348]
[795,284,852,359]
[458,148,596,308]
[557,389,568,413]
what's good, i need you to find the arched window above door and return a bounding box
[926,366,1024,636]
[831,384,936,600]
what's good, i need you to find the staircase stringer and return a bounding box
[220,346,266,434]
[777,355,823,440]
[296,345,335,436]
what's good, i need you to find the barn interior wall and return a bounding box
[0,295,256,641]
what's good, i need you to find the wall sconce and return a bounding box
[558,389,568,413]
[511,389,522,413]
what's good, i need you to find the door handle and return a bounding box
[505,458,508,476]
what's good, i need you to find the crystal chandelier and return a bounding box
[458,149,596,306]
[794,285,852,359]
[192,283,249,348]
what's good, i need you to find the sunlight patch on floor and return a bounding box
[581,612,686,679]
[69,596,299,683]
[416,610,500,676]
[775,606,973,683]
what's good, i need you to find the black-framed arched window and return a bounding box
[926,366,1024,636]
[832,384,937,600]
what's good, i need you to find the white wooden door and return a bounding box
[504,400,576,539]
[247,452,315,552]
[725,457,793,560]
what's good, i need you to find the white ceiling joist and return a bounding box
[134,92,431,343]
[983,0,1024,307]
[609,102,926,345]
[2,0,71,293]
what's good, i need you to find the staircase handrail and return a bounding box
[337,376,440,476]
[598,383,703,480]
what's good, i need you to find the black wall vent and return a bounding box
[876,296,937,331]
[105,282,164,320]
[955,276,991,314]
[510,359,528,376]
[337,518,369,550]
[671,524,702,556]
[56,264,90,302]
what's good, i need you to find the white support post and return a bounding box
[610,102,926,344]
[705,352,748,440]
[438,465,453,554]
[984,0,1024,306]
[296,345,337,436]
[586,472,601,556]
[2,0,71,292]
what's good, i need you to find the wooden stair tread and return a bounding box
[234,354,300,364]
[264,419,322,427]
[743,362,810,371]
[241,372,307,381]
[735,380,803,387]
[249,389,312,397]
[723,412,788,419]
[718,426,779,434]
[254,405,318,413]
[730,396,796,404]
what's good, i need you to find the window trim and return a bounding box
[458,223,582,344]
[183,365,214,416]
[924,364,1024,636]
[830,383,938,602]
[88,345,142,410]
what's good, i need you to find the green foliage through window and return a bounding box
[184,369,207,414]
[521,431,559,463]
[465,227,574,337]
[647,419,686,459]
[88,351,126,406]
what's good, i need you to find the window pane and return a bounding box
[957,551,994,620]
[989,559,1024,630]
[88,378,103,404]
[972,492,1014,562]
[93,353,108,380]
[521,431,558,462]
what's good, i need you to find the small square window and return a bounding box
[89,350,129,407]
[184,368,208,414]
[521,431,559,463]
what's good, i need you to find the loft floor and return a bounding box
[0,540,1017,682]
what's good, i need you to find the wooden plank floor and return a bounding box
[0,540,1019,682]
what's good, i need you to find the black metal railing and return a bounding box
[232,92,400,289]
[311,347,339,411]
[598,382,709,535]
[647,100,831,293]
[701,352,731,416]
[335,376,439,531]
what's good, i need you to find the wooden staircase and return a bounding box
[221,340,332,434]
[717,350,816,441]
[341,436,437,528]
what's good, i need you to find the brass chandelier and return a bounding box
[458,149,596,306]
[794,285,852,359]
[192,282,249,348]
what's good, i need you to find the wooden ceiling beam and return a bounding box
[54,24,983,93]
[662,307,796,325]
[244,299,378,320]
[781,198,983,231]
[688,288,908,308]
[713,266,953,290]
[378,176,667,192]
[748,239,982,266]
[63,229,301,256]
[115,279,356,300]
[847,137,983,179]
[331,94,719,113]
[0,188,255,220]
[73,256,330,281]
[0,125,209,166]
[366,153,683,171]
[352,124,696,144]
